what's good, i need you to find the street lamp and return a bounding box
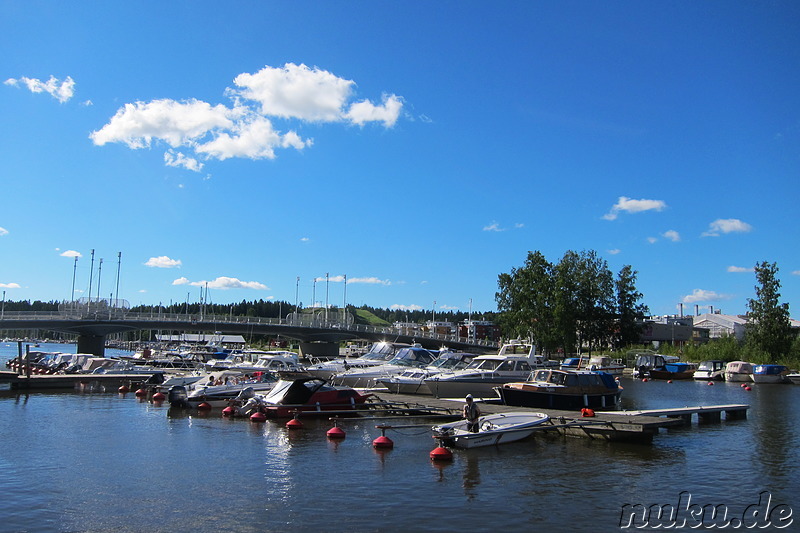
[1,290,5,321]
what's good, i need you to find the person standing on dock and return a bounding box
[463,394,481,432]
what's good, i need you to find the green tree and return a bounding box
[615,265,649,349]
[746,261,793,361]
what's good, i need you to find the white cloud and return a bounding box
[483,221,503,232]
[647,237,658,244]
[0,227,8,236]
[727,266,754,273]
[348,277,391,285]
[172,276,268,290]
[5,75,75,103]
[346,94,403,127]
[91,63,403,171]
[300,237,310,242]
[792,270,800,276]
[602,196,667,221]
[390,304,423,311]
[701,218,753,237]
[514,223,525,229]
[608,249,621,255]
[91,98,236,149]
[60,250,82,258]
[0,282,21,289]
[440,304,459,310]
[681,289,732,303]
[145,256,182,268]
[164,150,204,172]
[662,230,681,242]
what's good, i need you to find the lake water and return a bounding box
[1,342,797,532]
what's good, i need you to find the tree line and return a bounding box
[495,250,649,356]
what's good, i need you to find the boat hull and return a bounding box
[648,369,695,380]
[496,386,621,410]
[379,378,432,395]
[433,412,550,449]
[724,372,753,383]
[424,376,525,399]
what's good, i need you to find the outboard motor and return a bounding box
[236,386,256,401]
[168,385,190,408]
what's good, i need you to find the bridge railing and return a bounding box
[0,311,500,349]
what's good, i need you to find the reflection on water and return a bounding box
[1,342,798,531]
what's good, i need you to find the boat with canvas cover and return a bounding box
[251,377,373,418]
[751,364,790,384]
[432,412,550,448]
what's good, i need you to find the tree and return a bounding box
[746,261,793,361]
[615,265,649,349]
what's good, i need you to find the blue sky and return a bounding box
[1,1,799,318]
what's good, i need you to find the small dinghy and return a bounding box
[432,412,550,449]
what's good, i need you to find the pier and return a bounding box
[0,370,155,390]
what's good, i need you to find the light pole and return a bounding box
[343,274,347,325]
[114,252,121,308]
[70,256,78,303]
[96,258,103,303]
[432,300,436,335]
[1,290,5,321]
[312,279,317,309]
[87,249,95,304]
[325,272,329,323]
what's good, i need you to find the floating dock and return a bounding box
[0,371,154,390]
[358,391,749,444]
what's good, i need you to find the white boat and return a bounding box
[432,412,550,448]
[331,345,438,388]
[424,341,556,399]
[168,371,279,408]
[787,373,800,385]
[304,341,411,380]
[379,351,475,394]
[694,360,726,381]
[724,361,754,383]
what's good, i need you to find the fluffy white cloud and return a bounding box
[172,276,268,290]
[346,94,403,127]
[701,218,753,237]
[145,256,182,268]
[91,99,235,148]
[662,230,681,242]
[0,227,8,236]
[348,277,391,285]
[390,304,423,311]
[681,289,731,303]
[91,63,402,171]
[608,249,621,255]
[602,196,667,221]
[5,75,75,103]
[0,282,21,288]
[59,250,81,258]
[727,266,754,273]
[793,270,800,276]
[483,221,503,232]
[647,237,658,244]
[164,150,204,172]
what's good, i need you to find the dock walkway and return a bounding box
[0,371,154,390]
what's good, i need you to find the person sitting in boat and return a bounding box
[463,394,481,433]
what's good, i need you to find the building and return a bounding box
[458,320,501,342]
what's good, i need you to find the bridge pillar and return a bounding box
[299,342,340,360]
[77,334,106,357]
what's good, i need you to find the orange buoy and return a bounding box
[197,402,212,411]
[118,385,130,393]
[250,411,267,422]
[135,388,147,397]
[152,392,166,401]
[430,446,453,461]
[581,408,595,418]
[222,406,236,417]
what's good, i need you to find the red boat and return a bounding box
[256,377,373,418]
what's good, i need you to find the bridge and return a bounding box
[0,308,499,357]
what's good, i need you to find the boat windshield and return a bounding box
[388,348,436,367]
[465,359,501,371]
[430,356,471,370]
[361,343,402,361]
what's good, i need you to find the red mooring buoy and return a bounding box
[135,388,147,397]
[430,446,453,461]
[667,380,673,384]
[286,417,304,429]
[741,383,747,388]
[373,425,394,449]
[250,411,267,422]
[118,385,130,393]
[745,386,752,391]
[642,378,649,382]
[222,406,235,417]
[327,425,346,439]
[197,402,212,411]
[151,392,166,402]
[707,382,714,386]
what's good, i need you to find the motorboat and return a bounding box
[751,364,791,384]
[648,362,696,380]
[246,377,373,418]
[560,358,581,371]
[496,369,622,410]
[379,351,475,394]
[787,373,800,385]
[424,341,556,399]
[631,353,678,378]
[694,360,727,381]
[330,346,438,388]
[432,412,550,449]
[168,371,279,408]
[724,361,754,383]
[559,355,624,376]
[304,341,411,380]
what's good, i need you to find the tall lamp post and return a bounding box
[1,290,5,321]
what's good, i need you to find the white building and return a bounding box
[691,314,749,341]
